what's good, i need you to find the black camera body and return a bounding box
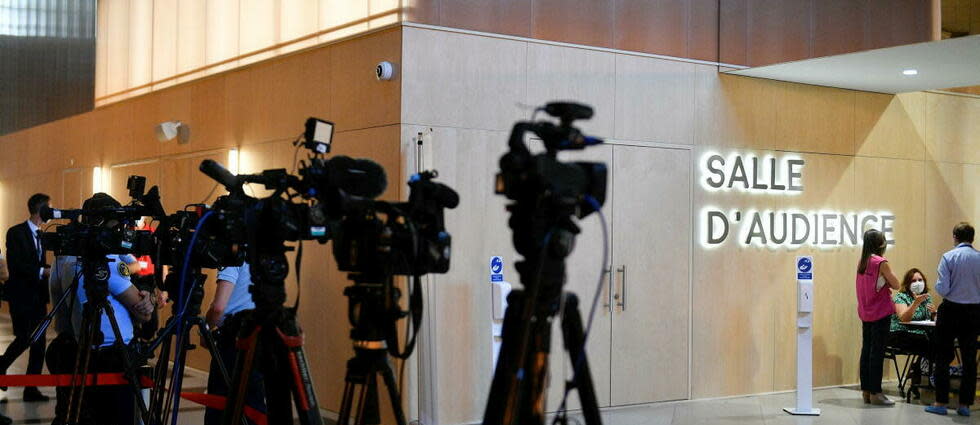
[156,201,247,270]
[497,102,607,219]
[331,171,458,276]
[41,221,156,257]
[39,182,161,258]
[496,102,608,260]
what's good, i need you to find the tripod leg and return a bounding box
[101,302,150,419]
[354,372,371,425]
[362,370,381,425]
[261,334,297,425]
[148,332,174,425]
[560,294,601,425]
[337,377,358,425]
[220,323,261,425]
[68,305,100,425]
[483,290,526,425]
[273,325,323,425]
[379,357,407,425]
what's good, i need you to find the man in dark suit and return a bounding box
[0,193,52,402]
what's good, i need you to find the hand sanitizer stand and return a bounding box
[784,256,820,416]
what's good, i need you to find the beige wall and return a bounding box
[2,22,980,425]
[400,25,980,424]
[94,0,402,105]
[0,27,402,416]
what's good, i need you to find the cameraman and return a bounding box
[75,193,155,425]
[204,262,265,425]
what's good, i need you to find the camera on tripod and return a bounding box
[39,176,164,257]
[496,102,607,222]
[330,169,459,276]
[484,102,609,425]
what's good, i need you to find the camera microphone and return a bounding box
[199,159,240,192]
[326,156,388,199]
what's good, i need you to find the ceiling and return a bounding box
[727,34,980,94]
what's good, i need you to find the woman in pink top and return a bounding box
[856,229,901,405]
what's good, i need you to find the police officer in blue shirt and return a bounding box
[204,262,266,425]
[75,193,154,425]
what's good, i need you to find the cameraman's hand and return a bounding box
[135,290,155,316]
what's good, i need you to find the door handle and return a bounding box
[615,265,627,311]
[602,267,612,312]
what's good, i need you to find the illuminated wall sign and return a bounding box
[699,152,895,249]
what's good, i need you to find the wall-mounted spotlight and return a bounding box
[228,149,240,174]
[92,166,103,194]
[155,120,190,144]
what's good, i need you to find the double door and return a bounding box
[547,144,692,409]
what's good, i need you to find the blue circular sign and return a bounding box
[491,257,503,274]
[797,257,812,272]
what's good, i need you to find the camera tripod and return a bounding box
[484,102,607,425]
[336,272,409,425]
[482,224,601,425]
[142,270,242,425]
[67,255,151,425]
[221,253,323,425]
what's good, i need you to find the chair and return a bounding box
[884,345,921,400]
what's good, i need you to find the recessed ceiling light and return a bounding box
[902,69,918,76]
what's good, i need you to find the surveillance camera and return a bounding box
[376,61,395,81]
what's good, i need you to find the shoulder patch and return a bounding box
[118,262,132,277]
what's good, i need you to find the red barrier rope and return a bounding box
[0,374,269,424]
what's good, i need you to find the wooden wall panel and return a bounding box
[746,0,811,66]
[532,0,614,48]
[396,26,980,422]
[925,92,980,165]
[330,28,402,132]
[614,55,697,144]
[0,30,402,407]
[526,43,616,138]
[403,0,934,67]
[438,0,532,37]
[854,92,927,160]
[414,126,514,425]
[812,0,866,58]
[864,0,935,50]
[401,27,526,131]
[925,162,980,267]
[613,0,689,58]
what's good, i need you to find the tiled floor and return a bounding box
[0,311,208,424]
[561,386,980,425]
[0,311,977,424]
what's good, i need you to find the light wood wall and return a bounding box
[0,27,402,414]
[400,26,980,424]
[94,0,401,105]
[3,23,980,424]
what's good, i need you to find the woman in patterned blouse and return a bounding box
[889,267,937,355]
[889,268,937,393]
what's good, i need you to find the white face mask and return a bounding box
[911,280,925,295]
